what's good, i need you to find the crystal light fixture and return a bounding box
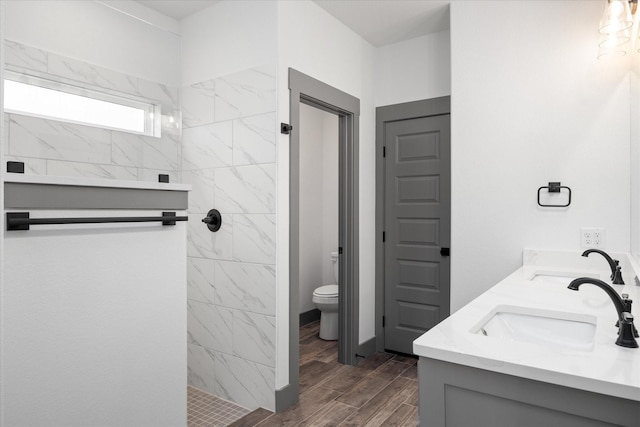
[598,0,635,59]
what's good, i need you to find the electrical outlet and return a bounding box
[592,228,605,248]
[581,227,605,249]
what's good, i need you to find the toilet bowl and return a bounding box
[313,252,339,340]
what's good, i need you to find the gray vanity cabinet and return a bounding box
[418,357,640,427]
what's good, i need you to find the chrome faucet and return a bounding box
[581,249,625,285]
[568,278,638,348]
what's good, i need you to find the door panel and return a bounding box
[384,114,451,355]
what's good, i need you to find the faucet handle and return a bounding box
[612,265,625,285]
[621,294,632,311]
[620,297,640,338]
[616,294,633,328]
[616,313,639,348]
[611,259,620,279]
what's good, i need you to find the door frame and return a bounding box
[375,96,451,352]
[281,68,360,409]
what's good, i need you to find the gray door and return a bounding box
[383,114,451,354]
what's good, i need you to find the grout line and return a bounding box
[186,385,250,427]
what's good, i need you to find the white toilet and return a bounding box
[312,252,340,340]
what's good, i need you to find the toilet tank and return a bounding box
[331,251,339,284]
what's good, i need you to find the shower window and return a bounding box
[3,71,160,137]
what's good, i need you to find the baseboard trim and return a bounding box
[357,336,377,359]
[274,381,299,412]
[299,308,321,326]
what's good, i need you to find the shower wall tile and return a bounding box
[187,257,216,304]
[187,301,232,352]
[214,261,275,316]
[4,156,47,175]
[182,122,232,171]
[181,80,215,129]
[182,64,278,411]
[8,115,112,164]
[182,169,215,214]
[214,352,275,410]
[47,160,138,180]
[3,116,9,156]
[214,164,275,214]
[111,133,141,168]
[233,214,276,264]
[112,129,180,171]
[137,80,179,111]
[164,126,182,151]
[188,344,216,394]
[187,213,233,260]
[232,311,275,367]
[233,113,276,166]
[214,65,276,122]
[3,41,181,184]
[5,40,48,72]
[48,53,139,94]
[137,168,180,183]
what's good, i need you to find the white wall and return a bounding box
[450,1,631,311]
[4,0,180,86]
[180,0,277,85]
[631,58,639,256]
[0,6,5,418]
[276,1,376,389]
[321,112,340,286]
[2,210,187,426]
[375,31,451,107]
[299,103,339,314]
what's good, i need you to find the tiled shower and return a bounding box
[5,37,280,411]
[181,64,278,410]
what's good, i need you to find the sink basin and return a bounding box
[532,274,579,285]
[530,272,599,285]
[472,305,597,351]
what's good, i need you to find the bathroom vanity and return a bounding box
[413,250,640,427]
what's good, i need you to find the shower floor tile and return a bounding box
[187,385,251,427]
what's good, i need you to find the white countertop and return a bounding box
[3,173,191,192]
[413,249,640,401]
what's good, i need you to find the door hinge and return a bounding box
[382,231,385,242]
[383,146,386,157]
[382,316,385,327]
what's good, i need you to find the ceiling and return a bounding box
[136,0,451,46]
[137,0,220,21]
[314,1,450,46]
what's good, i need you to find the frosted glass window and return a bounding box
[3,74,159,136]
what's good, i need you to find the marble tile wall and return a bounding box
[3,40,181,182]
[183,64,277,411]
[5,39,279,411]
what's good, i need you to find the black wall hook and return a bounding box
[281,123,293,134]
[202,209,222,232]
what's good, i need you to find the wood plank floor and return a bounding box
[230,321,418,427]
